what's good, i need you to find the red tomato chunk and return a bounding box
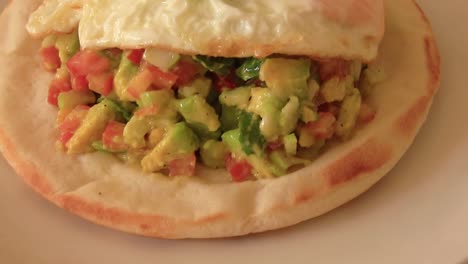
[225,154,252,182]
[48,77,72,106]
[305,112,337,140]
[127,49,145,65]
[88,72,114,96]
[102,121,128,152]
[58,105,90,145]
[168,154,197,177]
[66,50,110,77]
[40,47,61,72]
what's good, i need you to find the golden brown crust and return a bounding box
[326,139,392,187]
[0,0,440,238]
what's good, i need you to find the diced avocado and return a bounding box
[301,105,318,123]
[141,122,199,172]
[279,96,300,135]
[247,88,284,140]
[114,51,139,101]
[220,105,241,131]
[102,98,134,122]
[350,60,363,81]
[100,49,123,70]
[55,66,70,80]
[55,31,79,63]
[306,79,320,101]
[41,35,57,48]
[259,58,311,100]
[270,150,310,173]
[219,86,252,109]
[124,114,176,149]
[297,140,326,160]
[187,123,221,141]
[177,95,220,132]
[222,129,276,178]
[283,134,298,156]
[137,90,175,108]
[178,77,212,99]
[298,126,316,148]
[359,66,385,97]
[200,140,228,168]
[222,129,243,154]
[336,88,362,139]
[67,100,117,154]
[91,141,108,153]
[58,90,95,110]
[248,155,280,178]
[320,77,347,103]
[148,128,165,148]
[124,91,178,148]
[123,116,153,149]
[144,48,180,71]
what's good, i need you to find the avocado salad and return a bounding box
[39,30,379,182]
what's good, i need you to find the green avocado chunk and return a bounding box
[259,58,311,100]
[141,122,200,172]
[336,88,362,139]
[58,90,96,110]
[55,31,80,63]
[124,90,178,149]
[200,140,228,168]
[114,51,139,101]
[66,99,116,154]
[178,76,212,99]
[177,95,220,132]
[279,96,301,135]
[222,129,279,178]
[220,104,241,132]
[219,86,252,109]
[247,88,284,140]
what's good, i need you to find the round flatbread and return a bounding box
[0,0,439,238]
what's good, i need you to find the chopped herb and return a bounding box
[238,111,266,155]
[236,58,264,81]
[193,55,236,76]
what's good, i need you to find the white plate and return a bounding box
[1,1,467,263]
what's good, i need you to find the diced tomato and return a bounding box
[40,46,61,72]
[102,121,128,152]
[71,75,89,92]
[58,105,90,145]
[134,105,160,117]
[214,73,237,91]
[127,49,145,65]
[358,103,376,124]
[66,50,110,77]
[48,77,72,106]
[88,72,113,96]
[319,59,350,81]
[305,112,337,140]
[126,67,154,100]
[225,154,252,182]
[168,153,197,177]
[171,60,201,86]
[147,65,178,90]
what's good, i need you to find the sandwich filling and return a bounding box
[37,30,382,181]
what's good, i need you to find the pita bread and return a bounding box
[27,0,384,61]
[0,0,439,238]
